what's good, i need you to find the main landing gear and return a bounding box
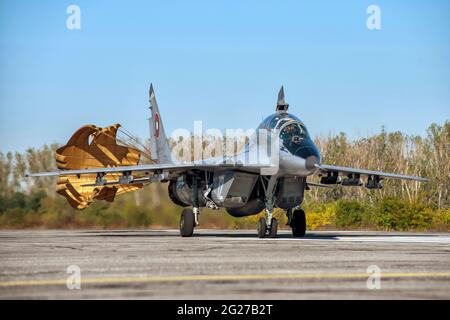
[287,208,306,238]
[179,175,200,238]
[180,207,199,237]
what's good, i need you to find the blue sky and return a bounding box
[1,0,449,153]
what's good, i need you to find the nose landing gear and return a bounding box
[256,175,280,238]
[257,216,278,238]
[256,196,279,238]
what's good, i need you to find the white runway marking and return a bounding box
[82,230,450,244]
[302,236,450,244]
[220,234,450,244]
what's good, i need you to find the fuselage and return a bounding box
[169,111,321,216]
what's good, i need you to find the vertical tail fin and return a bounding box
[148,84,173,164]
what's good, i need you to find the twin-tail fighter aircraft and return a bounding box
[27,85,428,238]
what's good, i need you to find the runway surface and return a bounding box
[0,229,449,299]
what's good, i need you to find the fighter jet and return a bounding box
[27,85,428,238]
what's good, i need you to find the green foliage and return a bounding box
[431,208,450,231]
[303,202,336,230]
[26,190,47,212]
[334,200,367,229]
[374,198,433,231]
[0,207,27,228]
[122,202,152,228]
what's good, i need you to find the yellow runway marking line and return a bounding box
[1,272,450,287]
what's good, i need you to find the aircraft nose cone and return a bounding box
[305,155,319,170]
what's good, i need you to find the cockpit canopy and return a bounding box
[257,113,316,157]
[280,121,309,141]
[258,113,310,140]
[258,113,302,130]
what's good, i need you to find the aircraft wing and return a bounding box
[315,164,428,182]
[26,161,267,178]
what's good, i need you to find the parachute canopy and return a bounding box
[55,124,143,210]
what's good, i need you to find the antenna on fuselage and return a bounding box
[276,85,289,114]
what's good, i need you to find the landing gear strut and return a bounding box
[256,176,278,238]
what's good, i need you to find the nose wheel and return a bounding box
[257,217,266,238]
[268,218,278,238]
[256,216,278,238]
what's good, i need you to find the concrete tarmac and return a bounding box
[0,229,449,299]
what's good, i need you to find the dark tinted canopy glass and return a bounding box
[257,113,303,130]
[280,123,309,141]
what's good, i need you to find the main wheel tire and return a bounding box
[268,218,278,238]
[291,209,306,238]
[180,208,195,237]
[257,217,267,238]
